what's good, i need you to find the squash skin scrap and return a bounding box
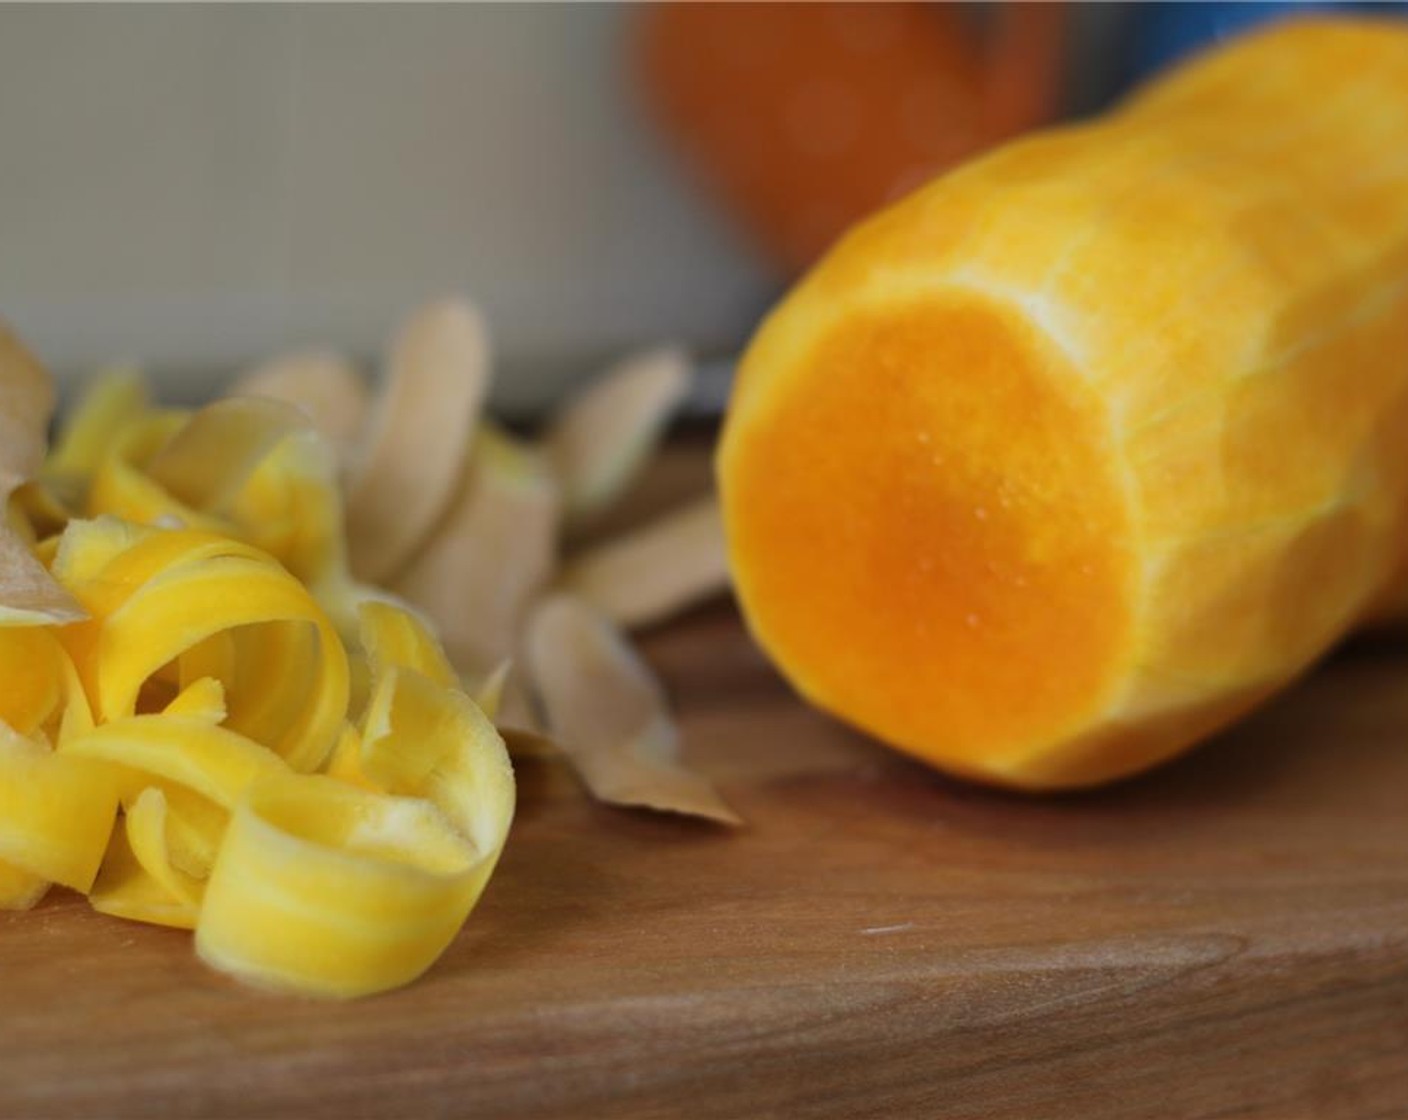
[43,524,513,995]
[0,627,63,736]
[0,725,118,893]
[55,525,349,774]
[718,19,1408,789]
[1,343,517,997]
[196,677,514,999]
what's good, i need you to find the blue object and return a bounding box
[1128,1,1408,85]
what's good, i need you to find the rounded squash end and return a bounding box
[720,289,1139,784]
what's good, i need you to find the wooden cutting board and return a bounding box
[3,603,1406,1118]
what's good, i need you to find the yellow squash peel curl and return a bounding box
[1,347,515,998]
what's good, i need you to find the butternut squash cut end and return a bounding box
[720,290,1141,786]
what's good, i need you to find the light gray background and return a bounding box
[0,5,777,410]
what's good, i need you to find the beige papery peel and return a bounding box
[361,318,738,821]
[393,426,560,686]
[346,298,491,583]
[0,325,84,626]
[548,345,691,531]
[244,299,737,820]
[228,350,370,459]
[527,595,741,826]
[558,496,729,631]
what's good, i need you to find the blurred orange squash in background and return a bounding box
[637,2,1067,275]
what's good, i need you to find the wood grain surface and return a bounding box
[3,602,1407,1118]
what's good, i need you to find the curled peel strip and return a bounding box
[45,366,149,488]
[80,397,353,606]
[0,627,63,736]
[0,721,119,895]
[196,613,513,998]
[56,522,349,774]
[197,773,487,998]
[90,786,206,930]
[30,518,511,996]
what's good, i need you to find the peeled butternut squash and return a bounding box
[718,19,1408,790]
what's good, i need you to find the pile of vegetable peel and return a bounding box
[0,297,734,998]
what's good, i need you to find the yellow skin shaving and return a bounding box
[0,376,515,997]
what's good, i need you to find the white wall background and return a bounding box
[0,5,775,410]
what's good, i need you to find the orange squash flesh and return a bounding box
[718,19,1408,790]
